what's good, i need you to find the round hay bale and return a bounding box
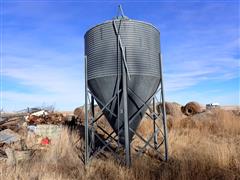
[73,107,85,122]
[157,102,183,117]
[182,102,202,116]
[166,102,182,116]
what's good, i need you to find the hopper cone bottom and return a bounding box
[88,75,160,144]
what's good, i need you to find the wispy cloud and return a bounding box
[2,47,85,110]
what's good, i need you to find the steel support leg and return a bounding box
[160,53,168,161]
[123,48,131,167]
[153,98,158,149]
[84,56,89,165]
[91,95,95,151]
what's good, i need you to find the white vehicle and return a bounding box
[206,102,220,109]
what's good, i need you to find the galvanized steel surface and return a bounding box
[85,19,160,80]
[85,18,161,144]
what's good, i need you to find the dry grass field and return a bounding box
[0,108,239,180]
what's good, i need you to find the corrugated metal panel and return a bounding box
[85,19,160,80]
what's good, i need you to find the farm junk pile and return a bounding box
[0,107,70,165]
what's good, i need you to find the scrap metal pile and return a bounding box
[0,107,71,165]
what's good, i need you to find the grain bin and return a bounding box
[84,6,167,166]
[85,18,161,142]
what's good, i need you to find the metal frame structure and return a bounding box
[84,5,168,167]
[84,54,168,167]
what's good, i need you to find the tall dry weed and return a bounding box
[0,108,239,179]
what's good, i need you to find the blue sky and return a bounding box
[1,1,239,111]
